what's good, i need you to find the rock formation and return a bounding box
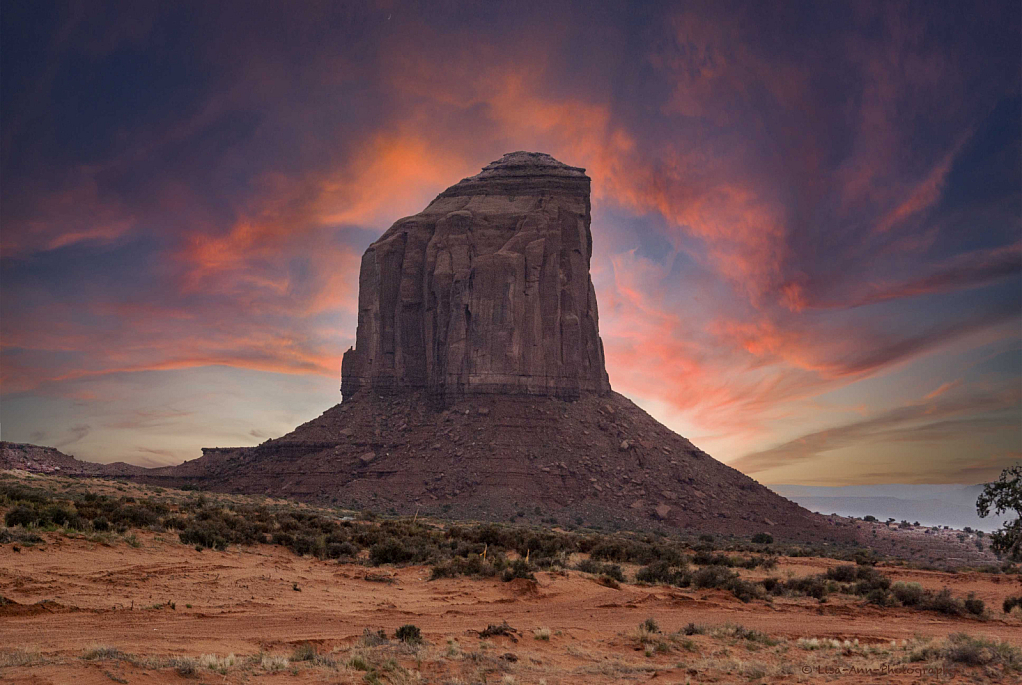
[341,152,610,402]
[8,153,867,545]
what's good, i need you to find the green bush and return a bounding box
[636,560,689,586]
[394,624,422,643]
[576,559,625,581]
[369,539,418,566]
[692,565,739,589]
[825,565,857,583]
[326,541,358,559]
[942,633,1022,669]
[291,643,316,661]
[866,589,894,607]
[179,524,228,550]
[501,559,536,582]
[1003,596,1022,613]
[892,582,924,607]
[751,533,773,544]
[784,575,829,600]
[5,504,37,527]
[852,566,891,595]
[922,589,964,616]
[429,555,500,580]
[964,594,985,616]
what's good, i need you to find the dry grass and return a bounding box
[259,654,290,671]
[0,650,47,668]
[7,623,1018,684]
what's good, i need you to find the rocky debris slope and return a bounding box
[0,442,145,477]
[342,151,609,402]
[151,390,856,543]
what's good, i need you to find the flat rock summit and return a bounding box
[2,153,855,543]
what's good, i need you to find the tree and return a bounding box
[977,464,1022,561]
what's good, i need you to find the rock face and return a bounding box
[341,152,610,403]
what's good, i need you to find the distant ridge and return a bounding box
[769,484,993,532]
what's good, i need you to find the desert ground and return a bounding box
[2,473,1020,684]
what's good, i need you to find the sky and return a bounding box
[1,0,1019,486]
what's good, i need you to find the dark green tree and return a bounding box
[977,464,1022,561]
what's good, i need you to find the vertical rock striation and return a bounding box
[342,152,610,402]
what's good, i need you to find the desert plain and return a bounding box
[2,472,1020,684]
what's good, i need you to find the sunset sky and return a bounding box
[2,1,1019,485]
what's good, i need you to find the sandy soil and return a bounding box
[3,529,1021,684]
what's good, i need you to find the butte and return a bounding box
[164,152,848,542]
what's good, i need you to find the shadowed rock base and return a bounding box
[146,390,858,544]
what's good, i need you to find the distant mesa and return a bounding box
[342,151,610,403]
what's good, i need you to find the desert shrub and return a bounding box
[291,643,316,661]
[865,589,894,607]
[429,555,499,580]
[640,617,660,633]
[942,633,1022,669]
[784,575,829,600]
[0,484,49,506]
[922,589,964,616]
[964,594,985,616]
[369,539,419,566]
[692,565,738,589]
[44,504,82,528]
[272,532,294,547]
[761,577,784,595]
[751,533,773,544]
[692,551,775,570]
[112,500,167,528]
[576,558,625,581]
[1003,596,1022,613]
[291,535,321,557]
[825,565,857,583]
[729,578,763,603]
[5,504,37,527]
[0,528,43,544]
[173,656,198,676]
[852,566,891,594]
[711,624,777,644]
[636,560,689,586]
[326,541,358,559]
[584,537,685,565]
[891,582,925,607]
[179,524,229,551]
[682,622,705,635]
[501,559,536,582]
[394,624,422,644]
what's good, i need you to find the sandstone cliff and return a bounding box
[341,152,610,402]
